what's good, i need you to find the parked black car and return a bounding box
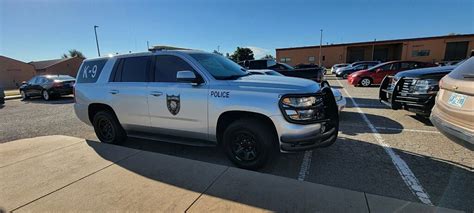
[0,86,5,105]
[241,59,325,83]
[294,63,319,69]
[379,65,458,117]
[336,61,380,78]
[20,75,75,101]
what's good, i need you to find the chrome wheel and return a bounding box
[21,91,27,100]
[42,90,50,101]
[360,78,371,87]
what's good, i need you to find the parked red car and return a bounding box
[347,61,436,87]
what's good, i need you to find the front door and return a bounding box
[147,54,209,140]
[373,62,400,84]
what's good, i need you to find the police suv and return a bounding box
[74,49,339,169]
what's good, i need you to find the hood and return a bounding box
[395,66,456,79]
[228,75,320,93]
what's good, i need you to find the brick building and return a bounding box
[29,57,84,77]
[276,34,474,67]
[0,56,36,89]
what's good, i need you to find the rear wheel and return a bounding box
[223,118,275,170]
[359,78,372,87]
[92,111,127,144]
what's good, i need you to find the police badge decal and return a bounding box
[166,95,181,115]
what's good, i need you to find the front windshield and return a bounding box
[190,53,248,80]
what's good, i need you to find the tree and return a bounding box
[261,54,274,60]
[229,47,254,62]
[61,49,85,59]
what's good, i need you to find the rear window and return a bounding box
[448,57,474,81]
[111,56,151,82]
[48,75,75,81]
[76,59,108,83]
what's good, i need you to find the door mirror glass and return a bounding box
[176,71,199,84]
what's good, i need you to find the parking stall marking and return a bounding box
[335,79,433,205]
[374,127,440,134]
[297,150,313,181]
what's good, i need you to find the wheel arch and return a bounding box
[216,110,278,145]
[88,103,118,124]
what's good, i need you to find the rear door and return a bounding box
[147,54,209,140]
[107,56,151,130]
[23,77,37,96]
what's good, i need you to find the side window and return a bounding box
[28,77,37,84]
[400,62,416,70]
[119,56,150,82]
[77,59,108,83]
[154,55,195,82]
[34,77,43,84]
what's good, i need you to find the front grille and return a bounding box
[400,78,414,93]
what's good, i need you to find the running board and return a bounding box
[127,131,217,147]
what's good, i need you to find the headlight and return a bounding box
[412,79,439,94]
[280,96,325,122]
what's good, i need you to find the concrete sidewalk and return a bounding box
[0,136,460,212]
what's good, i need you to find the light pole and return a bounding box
[94,25,101,57]
[319,29,323,66]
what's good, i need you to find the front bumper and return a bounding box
[379,76,435,116]
[430,112,474,150]
[347,76,360,85]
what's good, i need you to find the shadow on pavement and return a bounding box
[86,134,473,211]
[408,114,434,126]
[21,96,74,105]
[339,111,403,135]
[345,97,388,109]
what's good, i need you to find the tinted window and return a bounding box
[28,77,37,84]
[34,77,44,84]
[190,53,247,80]
[120,56,150,82]
[77,59,108,83]
[155,55,194,82]
[400,62,417,70]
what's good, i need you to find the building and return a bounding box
[29,57,84,77]
[276,34,474,67]
[0,56,36,89]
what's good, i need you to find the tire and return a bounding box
[20,90,29,101]
[92,111,127,144]
[223,118,275,170]
[359,78,372,87]
[342,73,348,79]
[42,90,51,101]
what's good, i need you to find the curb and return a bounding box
[5,95,21,100]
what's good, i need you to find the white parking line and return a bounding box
[375,127,440,134]
[297,150,313,181]
[336,79,433,205]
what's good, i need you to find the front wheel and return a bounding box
[359,78,372,87]
[223,118,275,170]
[20,90,29,101]
[42,90,51,101]
[342,73,348,79]
[92,111,127,144]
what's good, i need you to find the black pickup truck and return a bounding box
[379,65,458,117]
[240,59,324,83]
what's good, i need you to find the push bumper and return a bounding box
[379,76,435,116]
[430,112,474,150]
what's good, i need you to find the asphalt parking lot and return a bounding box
[0,75,472,211]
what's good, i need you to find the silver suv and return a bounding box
[74,50,339,169]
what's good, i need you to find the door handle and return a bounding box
[150,91,163,97]
[109,89,119,95]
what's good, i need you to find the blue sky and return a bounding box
[1,0,473,62]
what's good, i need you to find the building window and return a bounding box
[308,56,315,62]
[322,56,326,61]
[412,50,430,57]
[280,57,291,63]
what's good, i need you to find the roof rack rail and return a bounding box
[148,45,191,52]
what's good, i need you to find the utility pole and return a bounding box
[319,29,323,66]
[94,25,101,57]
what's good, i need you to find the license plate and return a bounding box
[448,93,467,108]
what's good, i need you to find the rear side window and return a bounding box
[154,55,194,82]
[77,59,108,83]
[112,56,151,82]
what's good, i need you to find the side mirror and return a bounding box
[177,71,201,84]
[376,68,383,72]
[21,81,28,85]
